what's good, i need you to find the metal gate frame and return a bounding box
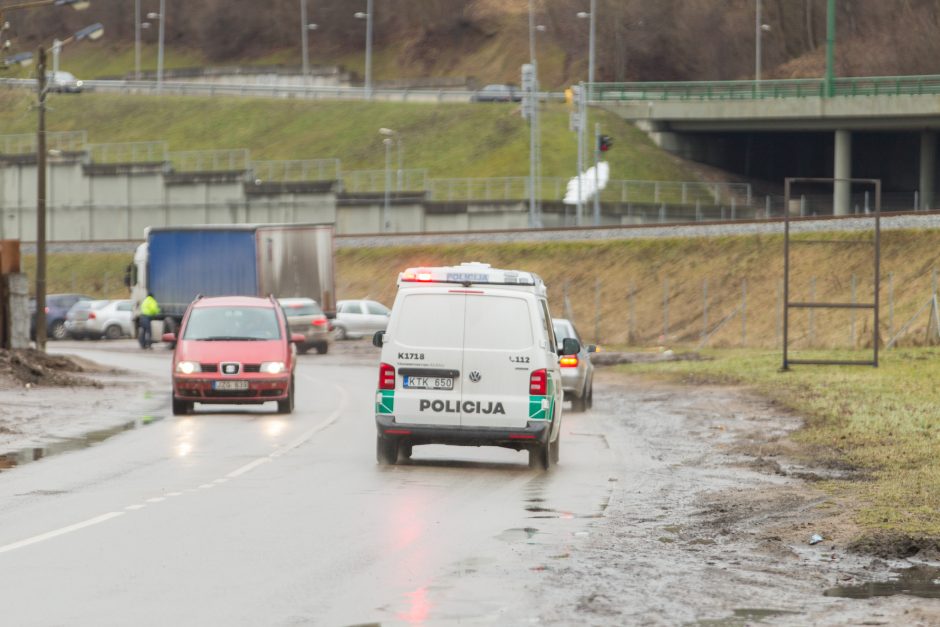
[782,177,881,369]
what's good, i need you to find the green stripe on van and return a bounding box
[529,395,550,420]
[376,390,395,415]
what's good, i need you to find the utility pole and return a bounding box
[301,0,309,76]
[825,0,835,97]
[134,0,140,79]
[36,46,48,351]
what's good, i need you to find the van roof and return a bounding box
[398,262,546,294]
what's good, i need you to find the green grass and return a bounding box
[0,91,690,179]
[626,348,940,537]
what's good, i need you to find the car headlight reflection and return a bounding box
[260,361,286,374]
[175,361,201,374]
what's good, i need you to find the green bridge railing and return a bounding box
[589,75,940,101]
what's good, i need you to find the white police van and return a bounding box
[372,262,580,469]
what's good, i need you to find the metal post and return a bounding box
[809,276,816,344]
[662,277,669,342]
[741,279,747,346]
[702,278,708,342]
[51,39,61,75]
[157,0,165,91]
[135,0,141,80]
[629,282,636,344]
[825,0,836,97]
[594,278,601,342]
[36,47,48,351]
[365,0,373,99]
[576,81,585,225]
[383,137,391,231]
[850,273,856,346]
[755,0,762,83]
[588,0,596,87]
[782,178,791,369]
[593,122,600,225]
[888,271,894,339]
[301,0,309,76]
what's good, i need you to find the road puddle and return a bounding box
[823,565,940,599]
[695,607,798,625]
[0,415,163,473]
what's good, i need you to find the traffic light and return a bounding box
[598,135,613,153]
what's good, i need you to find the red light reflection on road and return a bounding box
[397,586,430,623]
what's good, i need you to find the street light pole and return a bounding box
[755,0,762,82]
[51,38,60,73]
[588,0,595,86]
[156,0,165,90]
[134,0,140,79]
[383,137,392,232]
[365,0,373,99]
[300,0,309,76]
[36,45,47,350]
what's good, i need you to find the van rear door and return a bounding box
[460,293,535,429]
[388,291,465,428]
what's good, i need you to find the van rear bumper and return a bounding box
[376,415,550,448]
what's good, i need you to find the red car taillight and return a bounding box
[87,312,96,320]
[379,362,396,390]
[529,369,547,395]
[559,355,578,368]
[311,316,328,327]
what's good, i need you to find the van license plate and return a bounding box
[403,376,453,390]
[213,380,249,391]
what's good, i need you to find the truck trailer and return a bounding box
[127,224,335,333]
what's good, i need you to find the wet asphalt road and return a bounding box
[0,342,624,626]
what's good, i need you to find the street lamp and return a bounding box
[147,0,164,90]
[382,137,393,232]
[379,127,403,191]
[755,0,771,82]
[354,0,373,99]
[300,0,318,77]
[576,0,596,86]
[52,22,103,74]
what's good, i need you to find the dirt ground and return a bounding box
[2,344,940,624]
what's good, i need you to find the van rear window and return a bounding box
[465,295,533,350]
[396,294,465,348]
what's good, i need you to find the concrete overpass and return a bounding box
[592,76,940,215]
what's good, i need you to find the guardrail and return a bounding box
[589,74,940,101]
[169,149,250,172]
[341,169,429,193]
[0,77,565,104]
[87,141,168,164]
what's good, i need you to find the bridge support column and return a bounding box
[834,129,852,215]
[920,131,936,211]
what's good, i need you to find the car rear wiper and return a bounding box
[199,336,266,341]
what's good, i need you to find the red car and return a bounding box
[164,295,304,416]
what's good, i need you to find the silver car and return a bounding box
[552,318,595,412]
[66,299,134,340]
[278,297,331,354]
[333,299,390,340]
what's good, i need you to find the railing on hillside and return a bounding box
[589,74,940,101]
[251,159,341,182]
[0,131,87,155]
[341,169,428,193]
[87,141,168,164]
[169,149,250,172]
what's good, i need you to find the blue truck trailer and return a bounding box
[127,224,335,331]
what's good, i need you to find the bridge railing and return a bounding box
[251,159,341,183]
[590,74,940,101]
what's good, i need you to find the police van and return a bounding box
[372,262,581,469]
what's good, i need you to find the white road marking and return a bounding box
[0,379,349,556]
[0,512,124,555]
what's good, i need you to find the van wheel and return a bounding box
[172,398,192,416]
[104,325,123,340]
[377,434,399,465]
[334,325,347,341]
[529,441,551,470]
[316,342,328,355]
[550,435,560,464]
[586,382,594,409]
[277,377,295,414]
[399,442,412,461]
[297,344,310,355]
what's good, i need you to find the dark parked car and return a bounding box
[471,84,522,103]
[29,293,94,340]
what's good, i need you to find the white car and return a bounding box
[46,71,84,93]
[66,299,134,339]
[372,263,579,469]
[333,299,390,340]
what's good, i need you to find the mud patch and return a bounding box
[0,349,104,388]
[825,565,940,599]
[848,532,940,560]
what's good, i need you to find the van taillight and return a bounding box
[559,355,578,368]
[379,362,396,390]
[529,369,547,395]
[88,312,96,320]
[311,316,328,327]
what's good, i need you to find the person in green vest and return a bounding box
[139,292,161,349]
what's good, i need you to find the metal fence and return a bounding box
[340,169,428,193]
[0,130,87,155]
[87,141,168,164]
[251,159,341,183]
[589,74,940,102]
[169,149,250,172]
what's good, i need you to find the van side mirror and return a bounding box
[373,330,385,348]
[587,344,597,353]
[559,338,580,356]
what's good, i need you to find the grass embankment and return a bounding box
[0,91,686,181]
[627,349,940,540]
